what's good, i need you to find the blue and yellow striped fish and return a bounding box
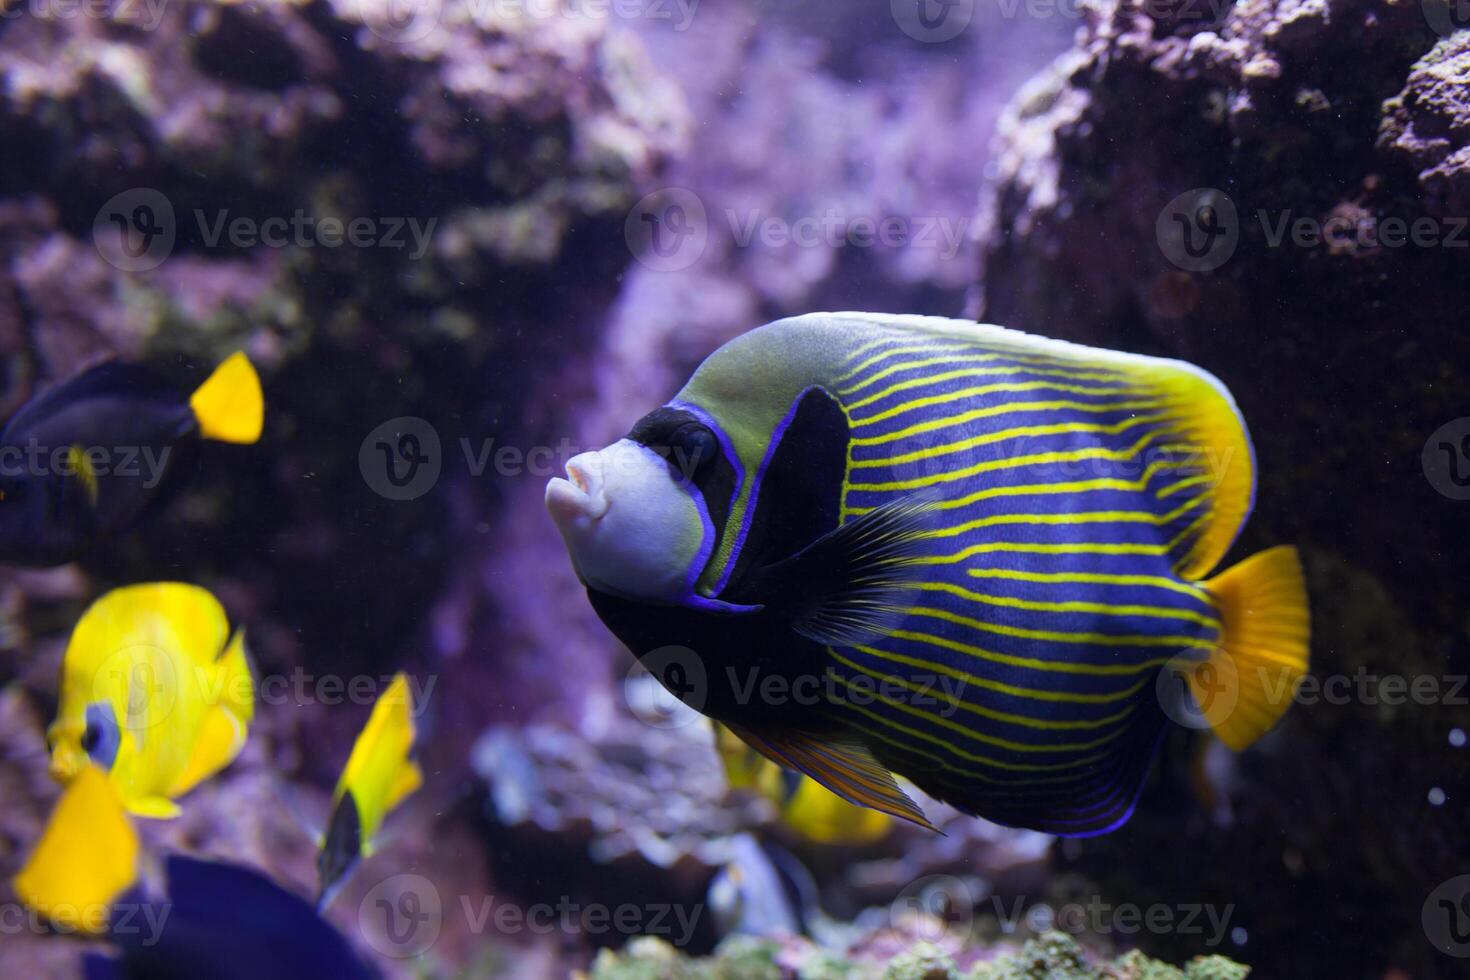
[546,313,1309,836]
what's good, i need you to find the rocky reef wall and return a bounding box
[972,2,1470,976]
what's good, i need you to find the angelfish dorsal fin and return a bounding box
[724,722,937,832]
[737,489,937,646]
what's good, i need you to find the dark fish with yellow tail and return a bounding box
[546,312,1310,836]
[0,351,264,566]
[317,672,423,904]
[85,855,380,980]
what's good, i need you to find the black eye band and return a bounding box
[626,406,736,545]
[671,424,718,477]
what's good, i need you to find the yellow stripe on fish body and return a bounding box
[670,313,1307,836]
[12,764,139,934]
[46,583,255,820]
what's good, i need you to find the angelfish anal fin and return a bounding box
[737,488,939,647]
[724,721,938,833]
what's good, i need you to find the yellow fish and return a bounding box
[47,582,255,819]
[12,763,139,935]
[715,723,891,846]
[318,672,423,902]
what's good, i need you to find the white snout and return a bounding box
[545,439,707,603]
[545,451,609,526]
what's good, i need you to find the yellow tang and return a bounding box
[12,764,139,935]
[47,583,255,819]
[318,672,423,902]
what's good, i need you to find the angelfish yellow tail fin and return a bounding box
[1197,545,1310,751]
[189,351,263,445]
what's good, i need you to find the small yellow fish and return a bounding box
[716,723,891,846]
[47,583,255,819]
[12,763,139,935]
[318,672,423,901]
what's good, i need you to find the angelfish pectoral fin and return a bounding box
[737,489,940,647]
[724,722,938,833]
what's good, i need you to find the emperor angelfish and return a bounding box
[0,351,264,567]
[546,313,1310,836]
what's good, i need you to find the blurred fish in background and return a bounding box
[0,354,263,567]
[46,583,254,819]
[317,672,423,905]
[11,764,138,935]
[84,856,379,980]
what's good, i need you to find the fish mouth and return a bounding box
[545,451,609,525]
[47,744,83,784]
